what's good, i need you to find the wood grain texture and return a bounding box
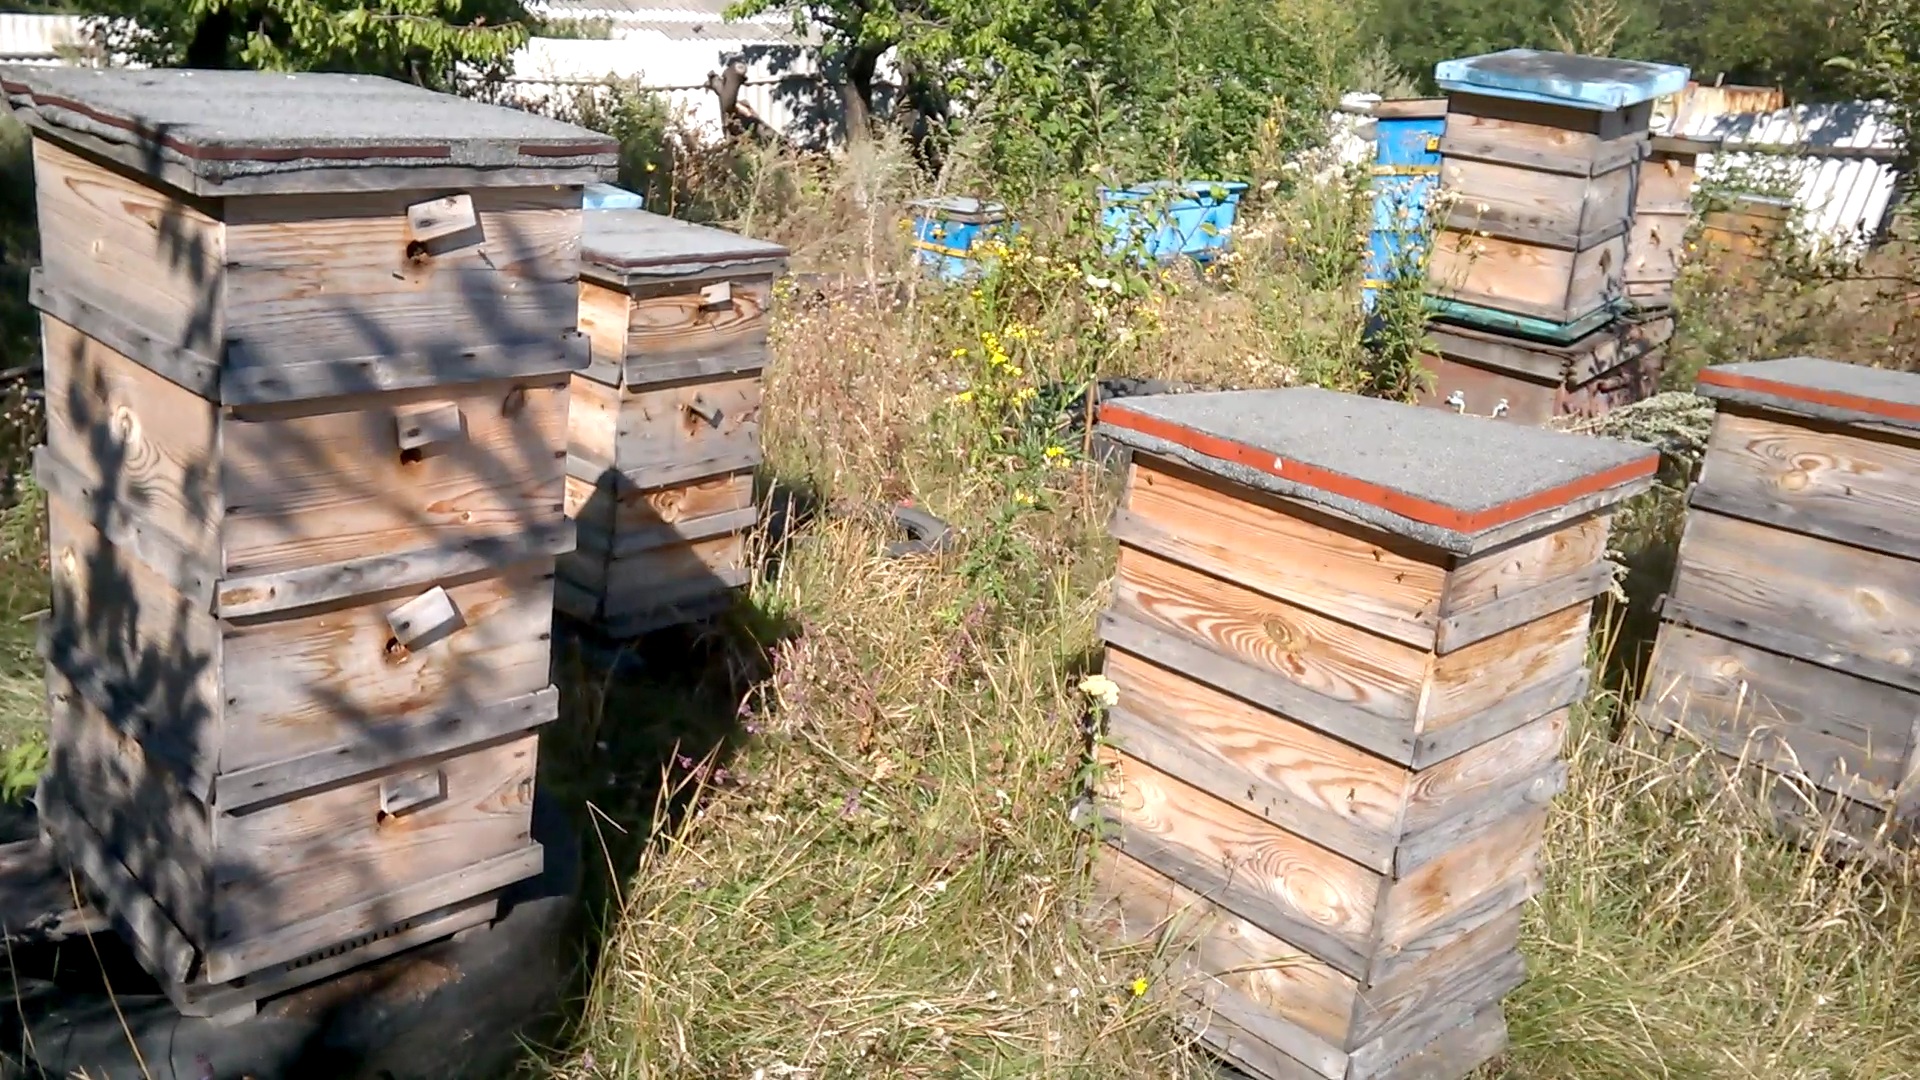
[1420,604,1588,732]
[1444,515,1608,615]
[567,379,622,471]
[1441,156,1633,249]
[1354,1003,1508,1080]
[576,280,633,378]
[221,188,581,369]
[32,268,222,397]
[1348,906,1523,1053]
[32,139,225,356]
[209,732,536,974]
[1103,647,1408,872]
[220,562,556,778]
[41,314,221,554]
[221,377,568,578]
[1114,545,1429,723]
[1433,559,1612,654]
[1375,808,1545,957]
[1402,709,1567,838]
[44,663,213,945]
[1122,459,1447,647]
[614,373,763,489]
[1429,229,1625,324]
[1640,624,1912,804]
[1089,849,1354,1070]
[1097,747,1381,978]
[1671,509,1920,679]
[1694,410,1920,563]
[623,276,774,385]
[601,533,749,616]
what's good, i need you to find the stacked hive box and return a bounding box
[1417,49,1688,424]
[1084,388,1656,1080]
[1361,99,1447,316]
[1623,135,1711,312]
[1636,358,1920,852]
[562,210,787,637]
[4,67,613,1019]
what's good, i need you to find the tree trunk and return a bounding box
[840,44,884,144]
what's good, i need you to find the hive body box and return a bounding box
[3,67,614,1017]
[1428,50,1690,332]
[1623,135,1707,311]
[1085,389,1655,1080]
[1637,358,1920,852]
[563,209,788,636]
[1362,99,1447,314]
[1415,313,1674,424]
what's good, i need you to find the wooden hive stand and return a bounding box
[1426,49,1690,336]
[1082,387,1656,1080]
[2,65,615,1022]
[1636,358,1920,855]
[1415,311,1675,424]
[562,210,788,638]
[1623,135,1710,313]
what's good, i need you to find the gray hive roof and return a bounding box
[582,209,789,285]
[1695,357,1920,432]
[0,66,618,195]
[1098,386,1658,553]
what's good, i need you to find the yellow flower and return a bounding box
[952,346,969,358]
[1013,490,1036,506]
[951,390,975,404]
[1014,386,1038,404]
[1044,445,1066,459]
[1078,674,1119,708]
[1008,365,1023,378]
[1130,977,1149,998]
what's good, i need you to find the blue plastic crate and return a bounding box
[1363,101,1446,313]
[910,196,1014,281]
[584,182,646,211]
[1098,180,1249,264]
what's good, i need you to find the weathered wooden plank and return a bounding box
[37,445,220,612]
[1693,409,1920,563]
[1096,747,1380,980]
[219,563,556,779]
[1103,647,1406,873]
[1119,459,1447,647]
[207,734,537,977]
[222,335,587,405]
[1398,761,1566,875]
[1375,808,1545,957]
[1089,850,1354,1074]
[1183,999,1328,1080]
[32,271,223,398]
[1443,514,1609,615]
[204,839,541,985]
[621,276,774,385]
[1428,229,1626,327]
[1433,559,1613,654]
[574,504,759,559]
[1640,625,1912,805]
[1352,1003,1509,1080]
[1420,604,1589,731]
[31,138,226,358]
[1367,870,1538,986]
[1113,545,1429,724]
[215,523,572,619]
[625,346,769,388]
[1668,509,1920,690]
[0,837,111,946]
[220,187,582,376]
[1099,609,1416,766]
[1660,597,1920,697]
[1413,667,1587,769]
[39,630,217,800]
[1440,154,1633,250]
[1349,907,1524,1051]
[600,533,749,613]
[613,373,764,489]
[214,685,560,811]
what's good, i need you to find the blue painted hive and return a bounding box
[584,182,646,211]
[1363,99,1447,314]
[1427,50,1690,335]
[1098,180,1249,264]
[910,196,1013,281]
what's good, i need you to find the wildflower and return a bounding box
[951,390,975,404]
[1044,445,1067,461]
[1079,673,1120,708]
[1013,386,1038,405]
[1130,977,1149,997]
[952,346,969,358]
[1013,490,1036,507]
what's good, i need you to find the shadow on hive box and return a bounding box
[0,64,740,1076]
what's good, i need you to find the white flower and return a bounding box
[1078,674,1120,709]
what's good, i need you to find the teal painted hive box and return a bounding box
[1099,180,1248,265]
[910,196,1014,281]
[1364,99,1447,314]
[1428,50,1689,334]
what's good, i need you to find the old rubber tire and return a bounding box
[16,792,581,1080]
[883,503,955,559]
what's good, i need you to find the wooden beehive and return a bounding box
[1083,388,1656,1080]
[1700,193,1795,271]
[1428,49,1690,332]
[562,209,788,637]
[1415,313,1674,425]
[1624,135,1709,311]
[3,66,614,1017]
[1637,358,1920,853]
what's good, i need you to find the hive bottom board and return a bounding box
[1414,316,1671,425]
